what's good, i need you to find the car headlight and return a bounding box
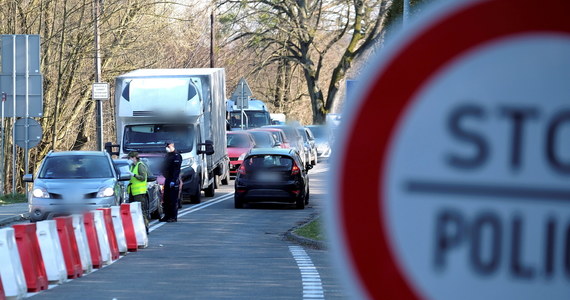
[238,153,246,161]
[97,187,114,197]
[32,187,50,198]
[182,157,193,168]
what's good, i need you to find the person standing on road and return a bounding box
[160,142,182,222]
[128,151,150,233]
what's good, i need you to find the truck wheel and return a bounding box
[221,168,230,185]
[204,181,215,197]
[190,183,201,204]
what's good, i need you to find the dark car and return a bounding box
[113,159,163,220]
[234,148,312,209]
[261,125,307,167]
[247,130,280,148]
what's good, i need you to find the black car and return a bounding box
[234,148,311,209]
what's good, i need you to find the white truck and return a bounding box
[226,99,272,130]
[108,68,230,203]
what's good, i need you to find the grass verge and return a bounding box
[294,216,325,241]
[0,193,27,205]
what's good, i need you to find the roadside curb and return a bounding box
[0,213,29,227]
[285,213,327,250]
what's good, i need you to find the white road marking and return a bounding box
[149,193,233,232]
[289,245,325,300]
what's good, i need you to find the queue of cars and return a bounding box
[22,123,332,221]
[227,123,332,209]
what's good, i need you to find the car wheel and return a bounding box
[234,195,244,208]
[295,196,305,209]
[150,199,164,219]
[190,182,201,204]
[305,187,310,205]
[204,181,215,197]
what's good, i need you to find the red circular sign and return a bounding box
[331,0,570,299]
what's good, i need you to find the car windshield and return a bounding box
[243,155,293,171]
[39,155,113,179]
[227,134,251,148]
[124,124,194,153]
[307,126,329,141]
[296,128,308,142]
[229,111,271,129]
[249,132,274,148]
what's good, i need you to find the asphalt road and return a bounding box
[29,161,350,300]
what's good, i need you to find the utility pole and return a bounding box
[403,0,410,26]
[93,0,103,151]
[210,9,215,68]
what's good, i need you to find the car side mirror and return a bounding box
[198,140,215,155]
[23,174,33,182]
[119,173,131,181]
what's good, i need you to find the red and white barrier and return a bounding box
[129,202,148,249]
[92,210,112,265]
[54,217,82,279]
[111,206,127,254]
[120,204,138,252]
[71,214,93,274]
[97,208,120,260]
[0,228,27,299]
[35,220,66,284]
[13,223,48,292]
[83,211,102,269]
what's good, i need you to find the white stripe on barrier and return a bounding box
[129,202,148,248]
[110,206,127,253]
[36,220,67,284]
[92,210,112,265]
[71,214,93,274]
[0,227,27,299]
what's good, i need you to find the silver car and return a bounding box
[23,151,130,222]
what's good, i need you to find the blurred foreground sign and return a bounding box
[329,0,570,299]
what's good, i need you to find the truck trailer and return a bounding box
[111,68,230,203]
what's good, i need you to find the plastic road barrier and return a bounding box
[13,223,48,292]
[111,206,127,253]
[120,204,138,252]
[54,217,83,279]
[97,208,120,260]
[83,211,102,269]
[71,214,93,274]
[129,202,148,249]
[35,220,67,284]
[93,210,112,265]
[0,228,27,299]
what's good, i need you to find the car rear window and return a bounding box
[242,155,293,171]
[39,155,113,179]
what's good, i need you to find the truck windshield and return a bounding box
[229,111,271,129]
[124,124,194,153]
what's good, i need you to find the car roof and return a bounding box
[48,151,107,157]
[247,148,296,157]
[227,131,251,135]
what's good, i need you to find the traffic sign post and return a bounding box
[328,0,570,299]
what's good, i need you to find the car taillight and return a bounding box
[237,164,246,175]
[291,162,300,175]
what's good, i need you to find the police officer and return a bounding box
[160,142,182,222]
[128,151,150,232]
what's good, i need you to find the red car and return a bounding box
[250,128,291,149]
[227,131,256,176]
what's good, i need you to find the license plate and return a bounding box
[256,172,281,182]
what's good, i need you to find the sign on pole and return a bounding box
[91,82,109,100]
[329,0,570,299]
[230,78,252,109]
[14,118,42,149]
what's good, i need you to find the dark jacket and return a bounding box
[162,151,182,183]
